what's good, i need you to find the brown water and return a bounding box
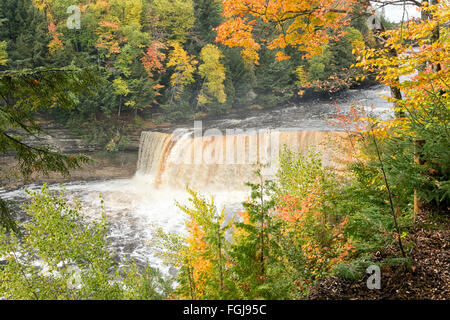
[136,130,350,190]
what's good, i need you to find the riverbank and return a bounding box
[308,207,450,300]
[0,85,391,191]
[0,151,138,191]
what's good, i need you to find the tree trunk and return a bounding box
[217,221,224,291]
[259,173,265,279]
[414,139,426,220]
[118,96,122,121]
[375,21,405,117]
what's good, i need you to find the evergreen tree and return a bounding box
[191,0,223,46]
[0,0,50,68]
[0,66,98,230]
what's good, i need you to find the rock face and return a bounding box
[10,121,142,154]
[19,122,98,154]
[0,122,140,190]
[0,151,138,190]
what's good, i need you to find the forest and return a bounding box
[0,0,449,302]
[0,0,383,151]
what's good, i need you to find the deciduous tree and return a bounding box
[150,0,195,43]
[215,0,357,64]
[198,44,227,107]
[0,41,7,66]
[166,42,197,101]
[355,1,449,115]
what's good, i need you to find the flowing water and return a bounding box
[0,85,393,273]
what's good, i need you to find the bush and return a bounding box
[274,148,355,285]
[0,185,171,300]
[384,92,450,207]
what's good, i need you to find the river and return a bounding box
[0,84,393,274]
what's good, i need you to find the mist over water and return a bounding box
[0,85,393,273]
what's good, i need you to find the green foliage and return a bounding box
[150,0,195,44]
[0,41,7,66]
[0,185,171,299]
[0,67,96,179]
[198,44,227,108]
[0,66,98,230]
[320,94,449,280]
[0,0,49,69]
[0,0,374,129]
[274,149,357,290]
[276,147,331,196]
[162,140,426,299]
[226,172,285,299]
[308,59,327,81]
[191,0,223,44]
[327,142,415,270]
[253,49,297,107]
[0,199,17,234]
[113,77,131,96]
[332,260,376,281]
[296,27,365,94]
[153,187,231,299]
[384,93,450,206]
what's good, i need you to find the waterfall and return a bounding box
[136,130,350,190]
[136,131,172,176]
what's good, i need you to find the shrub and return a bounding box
[0,185,171,300]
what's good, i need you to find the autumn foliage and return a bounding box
[216,0,357,64]
[355,1,449,114]
[141,41,167,79]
